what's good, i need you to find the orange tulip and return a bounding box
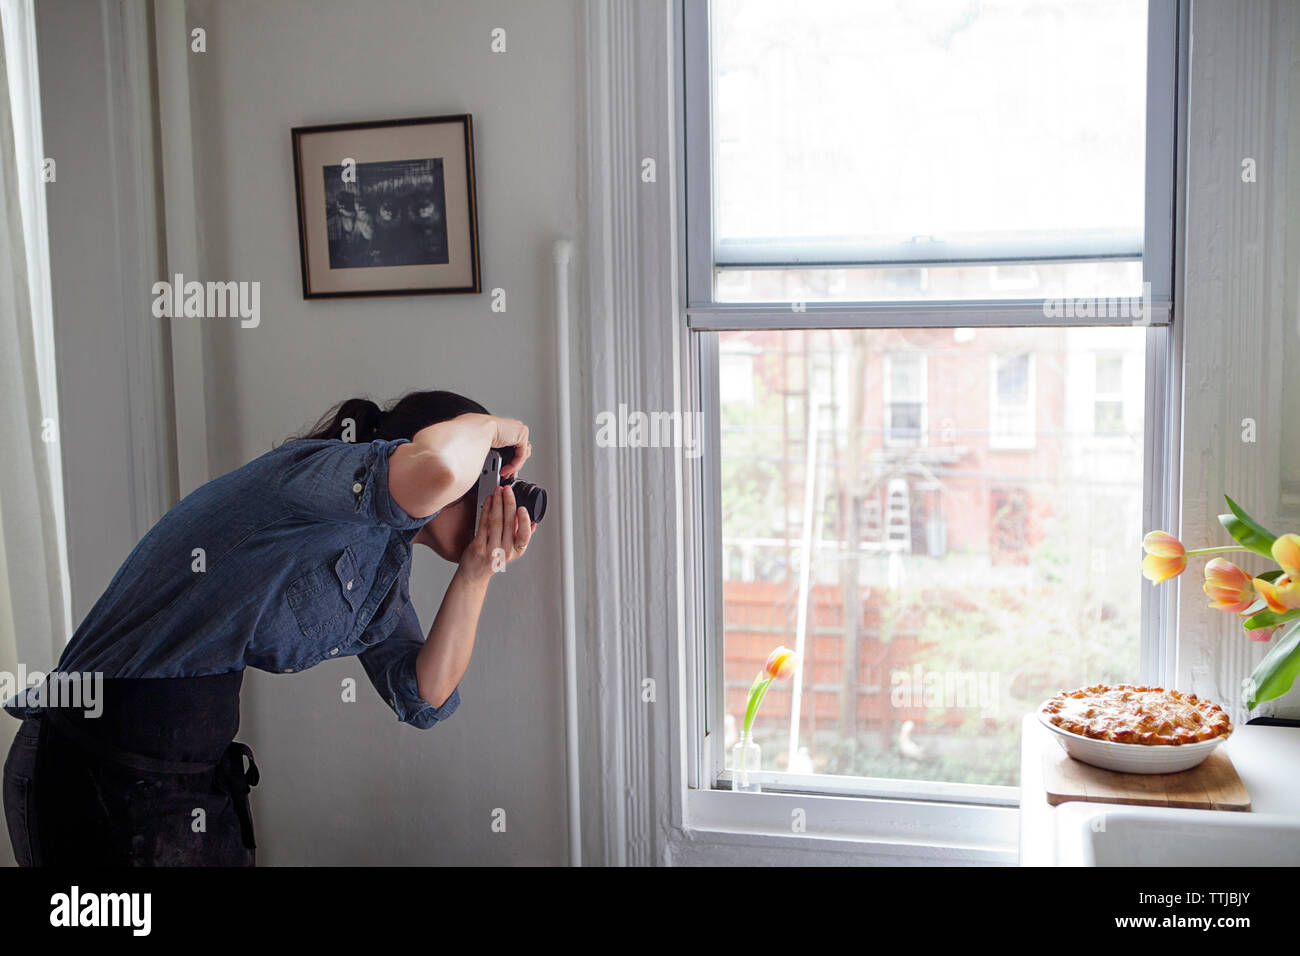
[1252,574,1300,614]
[1142,531,1187,583]
[1273,533,1300,577]
[1202,558,1256,613]
[1252,534,1300,611]
[1249,625,1278,643]
[742,646,800,743]
[764,646,797,680]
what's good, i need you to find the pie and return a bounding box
[1041,683,1231,745]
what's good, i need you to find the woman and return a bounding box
[1,390,534,866]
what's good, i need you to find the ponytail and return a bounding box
[289,396,385,443]
[284,389,488,445]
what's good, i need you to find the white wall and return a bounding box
[1178,0,1300,717]
[35,0,173,633]
[182,0,580,864]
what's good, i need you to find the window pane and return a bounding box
[887,402,924,443]
[996,353,1029,403]
[719,326,1146,787]
[1094,399,1125,435]
[887,352,923,398]
[1095,353,1124,393]
[711,0,1149,298]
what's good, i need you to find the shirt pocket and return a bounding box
[356,571,410,649]
[286,546,363,641]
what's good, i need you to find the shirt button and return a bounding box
[329,647,339,656]
[352,482,363,493]
[346,580,353,590]
[389,698,396,707]
[283,667,294,673]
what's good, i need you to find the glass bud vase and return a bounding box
[731,733,761,792]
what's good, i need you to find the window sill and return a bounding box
[682,787,1019,864]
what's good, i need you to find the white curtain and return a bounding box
[0,0,71,712]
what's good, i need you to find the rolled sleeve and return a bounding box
[278,438,433,530]
[358,601,461,729]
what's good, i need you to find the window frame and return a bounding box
[683,0,1185,806]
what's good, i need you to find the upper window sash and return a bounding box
[683,0,1180,325]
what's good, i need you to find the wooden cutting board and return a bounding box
[1036,722,1251,811]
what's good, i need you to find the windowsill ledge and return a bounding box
[682,787,1019,864]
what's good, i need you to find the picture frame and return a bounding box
[291,113,481,298]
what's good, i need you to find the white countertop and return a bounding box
[1019,714,1300,865]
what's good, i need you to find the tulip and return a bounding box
[1273,533,1300,577]
[1142,530,1255,585]
[1202,558,1256,614]
[1144,507,1300,709]
[1245,533,1300,613]
[736,646,800,788]
[764,646,797,681]
[1142,531,1187,583]
[741,646,800,750]
[1252,574,1300,614]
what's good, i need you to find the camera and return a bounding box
[472,446,547,534]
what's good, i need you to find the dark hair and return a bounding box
[287,389,489,445]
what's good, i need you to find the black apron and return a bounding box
[3,670,258,866]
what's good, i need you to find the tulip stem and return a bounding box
[743,675,774,739]
[1186,546,1249,556]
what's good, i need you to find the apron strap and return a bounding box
[215,742,260,850]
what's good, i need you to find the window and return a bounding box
[686,0,1179,799]
[990,352,1036,449]
[883,352,926,446]
[1094,352,1126,435]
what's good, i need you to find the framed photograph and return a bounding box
[291,113,480,298]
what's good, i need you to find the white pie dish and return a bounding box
[1037,706,1231,774]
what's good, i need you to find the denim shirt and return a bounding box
[2,438,459,730]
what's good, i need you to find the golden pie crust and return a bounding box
[1041,683,1231,746]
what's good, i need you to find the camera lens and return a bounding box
[504,479,547,524]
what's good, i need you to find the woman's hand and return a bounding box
[458,483,534,584]
[488,417,531,480]
[393,413,532,518]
